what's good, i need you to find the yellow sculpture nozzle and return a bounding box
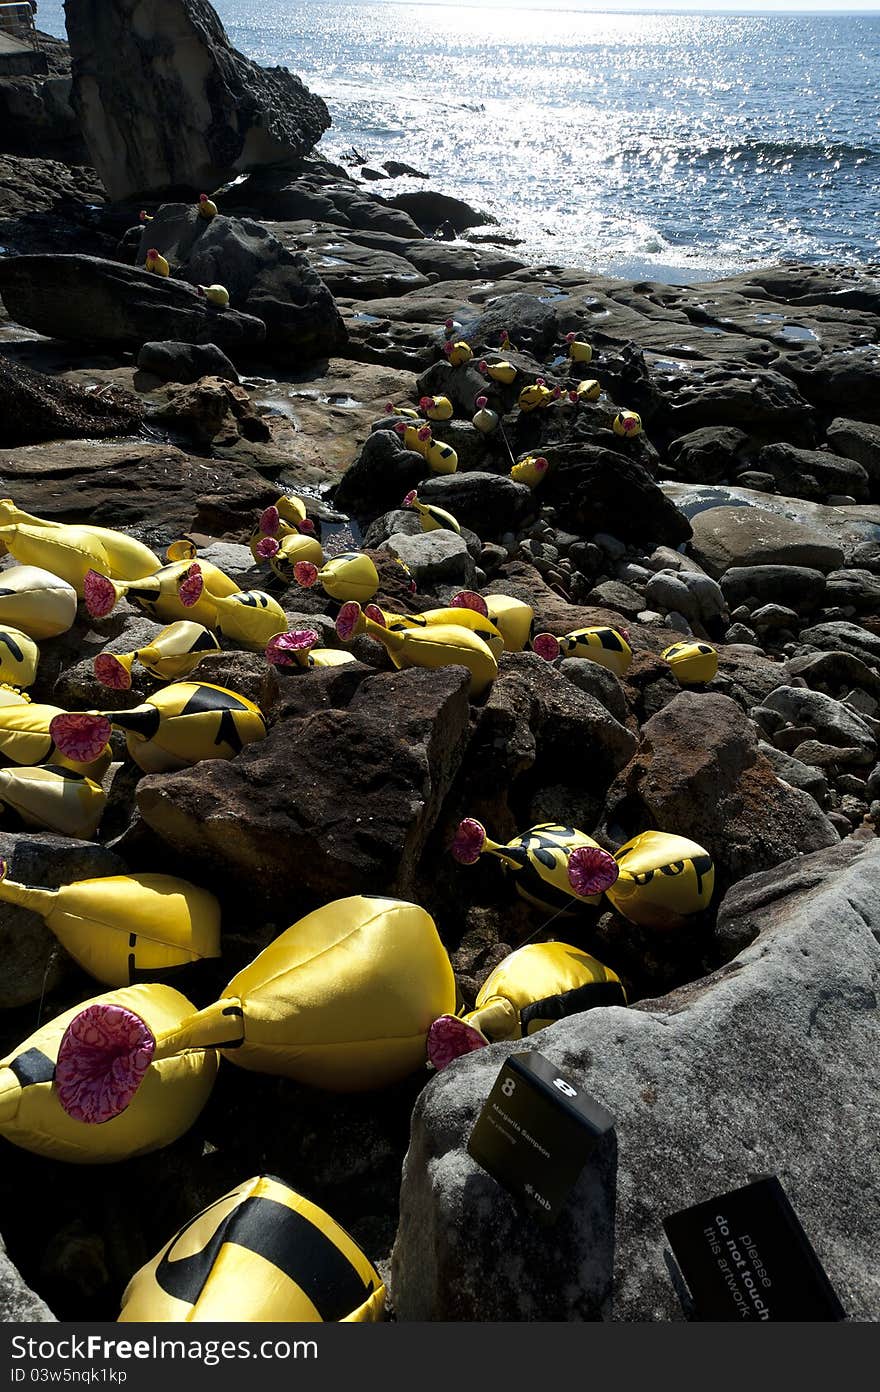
[93,650,135,691]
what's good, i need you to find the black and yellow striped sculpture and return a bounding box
[180,570,289,649]
[49,681,267,774]
[590,831,715,928]
[119,1175,385,1322]
[250,500,324,581]
[662,642,719,686]
[532,625,633,678]
[402,490,461,535]
[0,765,106,839]
[0,699,111,778]
[0,566,78,640]
[0,626,38,688]
[481,594,533,652]
[94,622,221,690]
[452,819,619,914]
[0,501,161,592]
[0,983,218,1163]
[337,602,498,696]
[0,859,221,986]
[363,598,505,662]
[83,547,239,628]
[428,941,626,1070]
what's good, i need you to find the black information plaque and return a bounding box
[466,1051,614,1226]
[663,1175,846,1321]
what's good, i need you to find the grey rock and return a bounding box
[0,1237,56,1321]
[797,622,880,665]
[65,0,331,201]
[724,623,760,645]
[137,340,240,384]
[721,564,826,612]
[585,580,644,618]
[645,568,726,627]
[760,442,871,503]
[761,686,877,763]
[383,531,476,588]
[666,425,749,483]
[758,742,828,798]
[384,189,496,234]
[688,505,845,578]
[751,603,799,631]
[393,837,880,1321]
[0,831,127,1008]
[826,417,880,482]
[334,429,426,522]
[417,472,538,540]
[558,657,629,724]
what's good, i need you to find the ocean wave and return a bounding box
[684,138,880,166]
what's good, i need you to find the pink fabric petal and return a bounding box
[451,817,486,865]
[568,845,620,898]
[475,395,488,409]
[266,630,318,666]
[532,632,560,662]
[259,505,280,537]
[56,1003,155,1124]
[298,519,316,534]
[450,590,488,616]
[427,1016,488,1071]
[336,602,362,641]
[402,490,417,508]
[256,536,279,559]
[50,713,112,765]
[534,457,549,473]
[178,564,203,608]
[364,604,387,626]
[94,654,131,691]
[83,570,117,619]
[293,562,318,589]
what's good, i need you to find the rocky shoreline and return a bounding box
[0,3,878,1324]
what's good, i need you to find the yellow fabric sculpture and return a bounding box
[48,682,267,774]
[483,594,533,652]
[265,631,358,670]
[451,818,619,914]
[83,544,239,628]
[402,491,461,535]
[0,501,160,592]
[94,622,221,690]
[0,983,218,1163]
[336,602,498,696]
[0,765,106,839]
[427,941,626,1069]
[531,625,633,677]
[293,552,379,605]
[662,642,719,685]
[0,700,111,778]
[0,566,78,640]
[0,625,38,688]
[363,597,505,662]
[604,831,715,928]
[0,860,221,986]
[118,1175,386,1323]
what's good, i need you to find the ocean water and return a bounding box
[37,2,880,281]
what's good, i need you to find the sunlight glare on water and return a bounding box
[36,1,880,279]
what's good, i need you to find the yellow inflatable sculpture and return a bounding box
[69,896,456,1096]
[571,379,601,404]
[49,681,267,774]
[662,642,719,686]
[510,455,549,488]
[0,566,78,639]
[0,861,221,987]
[451,818,619,914]
[532,625,633,678]
[598,831,715,928]
[250,501,323,581]
[94,622,221,690]
[443,340,473,367]
[428,941,626,1069]
[518,381,554,412]
[0,501,161,585]
[0,626,38,688]
[337,603,498,696]
[483,594,533,652]
[83,550,239,628]
[181,570,288,649]
[293,552,379,605]
[402,490,461,535]
[479,358,517,386]
[612,410,642,438]
[420,394,453,421]
[0,983,218,1163]
[265,631,358,670]
[0,700,111,778]
[472,396,499,434]
[0,765,106,839]
[118,1175,386,1323]
[363,599,505,662]
[565,333,593,363]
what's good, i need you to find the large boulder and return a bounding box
[0,1239,56,1322]
[64,0,330,201]
[602,691,839,895]
[540,447,692,548]
[392,836,880,1320]
[0,351,143,447]
[135,666,473,906]
[137,208,346,358]
[0,255,266,350]
[687,504,845,578]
